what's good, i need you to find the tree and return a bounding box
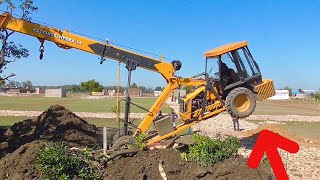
[154,86,162,91]
[315,92,320,100]
[70,84,81,92]
[138,86,147,93]
[131,82,137,88]
[138,86,153,93]
[0,76,4,87]
[7,80,21,88]
[298,88,304,94]
[22,80,32,89]
[0,0,38,80]
[283,86,292,96]
[7,80,15,87]
[80,80,104,92]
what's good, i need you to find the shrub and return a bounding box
[181,134,240,166]
[111,105,118,113]
[135,133,147,150]
[36,142,99,180]
[314,92,320,100]
[262,155,270,167]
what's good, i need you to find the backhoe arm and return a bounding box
[134,77,209,145]
[0,13,176,81]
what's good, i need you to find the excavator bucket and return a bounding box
[154,116,175,136]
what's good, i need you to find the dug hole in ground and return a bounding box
[0,104,317,179]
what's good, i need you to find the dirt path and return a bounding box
[246,114,320,122]
[2,110,320,122]
[0,110,146,119]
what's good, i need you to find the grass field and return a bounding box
[0,95,170,113]
[249,120,320,140]
[254,100,320,116]
[0,116,126,129]
[1,95,320,115]
[0,116,146,132]
[1,96,320,140]
[0,116,186,133]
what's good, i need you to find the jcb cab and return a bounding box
[179,41,275,121]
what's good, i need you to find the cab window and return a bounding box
[230,47,259,79]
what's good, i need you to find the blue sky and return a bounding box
[1,0,320,90]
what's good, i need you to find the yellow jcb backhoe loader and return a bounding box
[0,12,275,147]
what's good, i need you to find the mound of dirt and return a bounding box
[104,149,271,180]
[0,143,271,180]
[240,124,303,149]
[0,105,273,179]
[0,141,42,179]
[0,105,102,154]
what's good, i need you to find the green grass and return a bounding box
[253,100,320,116]
[0,116,155,130]
[1,95,320,116]
[0,116,189,134]
[0,95,170,113]
[250,120,320,140]
[0,116,133,128]
[0,116,30,129]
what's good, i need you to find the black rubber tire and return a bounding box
[111,135,136,151]
[225,87,256,118]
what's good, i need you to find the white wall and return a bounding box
[268,90,289,100]
[45,88,66,97]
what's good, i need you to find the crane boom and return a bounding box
[0,12,177,81]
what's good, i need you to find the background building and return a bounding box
[268,90,289,100]
[124,88,142,97]
[45,88,67,97]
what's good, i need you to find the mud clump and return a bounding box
[0,105,101,154]
[104,149,271,180]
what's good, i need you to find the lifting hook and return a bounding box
[39,42,45,60]
[100,39,109,64]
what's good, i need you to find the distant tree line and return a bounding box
[0,79,164,93]
[0,79,33,89]
[36,80,162,94]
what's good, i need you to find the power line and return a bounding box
[0,10,177,61]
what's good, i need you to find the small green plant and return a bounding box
[111,105,118,113]
[80,147,93,158]
[135,133,147,150]
[262,155,270,167]
[181,134,240,166]
[36,142,99,180]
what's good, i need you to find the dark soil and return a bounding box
[104,149,271,180]
[0,105,102,154]
[0,141,43,179]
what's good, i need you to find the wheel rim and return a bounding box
[234,94,251,112]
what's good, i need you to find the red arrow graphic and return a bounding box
[247,130,299,180]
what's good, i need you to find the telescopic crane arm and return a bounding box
[0,12,179,82]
